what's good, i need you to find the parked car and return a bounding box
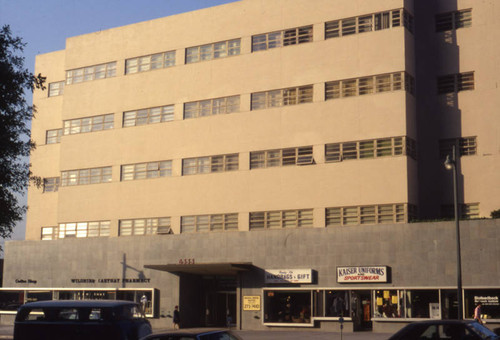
[14,300,152,340]
[140,329,241,340]
[388,320,500,340]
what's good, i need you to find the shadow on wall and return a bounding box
[415,0,464,219]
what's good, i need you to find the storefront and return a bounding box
[2,220,499,332]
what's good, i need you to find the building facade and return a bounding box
[2,0,500,333]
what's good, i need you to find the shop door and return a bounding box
[352,290,372,331]
[202,276,237,327]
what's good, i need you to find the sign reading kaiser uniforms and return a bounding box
[265,269,313,283]
[337,266,388,283]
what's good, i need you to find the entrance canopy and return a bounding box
[144,262,253,276]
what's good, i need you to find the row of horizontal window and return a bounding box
[324,8,413,39]
[45,71,415,144]
[39,203,413,240]
[48,8,415,94]
[40,202,481,240]
[435,9,472,32]
[42,135,477,192]
[48,7,472,96]
[43,136,416,191]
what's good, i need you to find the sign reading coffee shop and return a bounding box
[265,269,313,284]
[337,266,388,283]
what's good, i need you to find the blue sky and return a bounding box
[0,0,238,244]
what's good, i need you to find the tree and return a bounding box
[0,25,45,241]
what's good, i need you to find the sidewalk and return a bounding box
[232,330,392,340]
[0,324,393,340]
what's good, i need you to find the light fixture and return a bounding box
[444,145,462,320]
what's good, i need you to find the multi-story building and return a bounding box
[2,0,499,333]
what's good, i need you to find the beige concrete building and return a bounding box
[2,0,500,333]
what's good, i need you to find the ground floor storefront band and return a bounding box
[2,220,499,333]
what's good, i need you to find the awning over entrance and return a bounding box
[144,262,253,276]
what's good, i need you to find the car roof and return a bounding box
[18,300,138,309]
[410,320,475,325]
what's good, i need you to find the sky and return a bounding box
[0,0,239,246]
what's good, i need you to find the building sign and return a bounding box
[337,266,388,283]
[15,279,37,284]
[265,269,313,283]
[70,278,151,284]
[243,296,261,311]
[474,296,499,306]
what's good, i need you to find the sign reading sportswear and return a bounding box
[265,269,313,283]
[337,266,388,283]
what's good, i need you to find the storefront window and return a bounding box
[325,290,350,317]
[264,290,311,323]
[26,291,52,303]
[405,290,439,318]
[312,290,350,317]
[464,289,500,320]
[0,291,24,311]
[374,290,402,318]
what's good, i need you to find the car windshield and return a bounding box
[468,322,500,339]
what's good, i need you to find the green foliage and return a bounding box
[0,25,45,240]
[491,209,500,219]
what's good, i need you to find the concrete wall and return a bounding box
[4,219,500,329]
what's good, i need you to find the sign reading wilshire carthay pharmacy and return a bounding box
[337,266,388,283]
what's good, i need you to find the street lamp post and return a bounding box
[444,145,463,320]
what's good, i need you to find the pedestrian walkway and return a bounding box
[232,330,392,340]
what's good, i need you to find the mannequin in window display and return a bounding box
[382,302,396,317]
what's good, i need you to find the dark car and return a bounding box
[388,320,500,340]
[140,329,241,340]
[14,300,152,340]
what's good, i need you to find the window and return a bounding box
[441,203,480,219]
[46,129,62,144]
[181,213,238,233]
[123,105,174,127]
[264,290,312,324]
[119,217,172,236]
[437,72,474,94]
[63,114,114,135]
[41,227,58,240]
[57,221,110,239]
[125,51,175,74]
[186,39,240,63]
[121,161,172,181]
[326,203,416,226]
[251,85,313,110]
[249,209,313,229]
[325,72,414,100]
[325,136,416,162]
[325,9,413,39]
[61,167,112,186]
[184,96,240,119]
[252,26,312,52]
[182,154,238,175]
[436,9,472,32]
[66,62,116,85]
[464,289,500,320]
[439,136,477,158]
[43,177,60,192]
[48,81,64,97]
[250,146,313,169]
